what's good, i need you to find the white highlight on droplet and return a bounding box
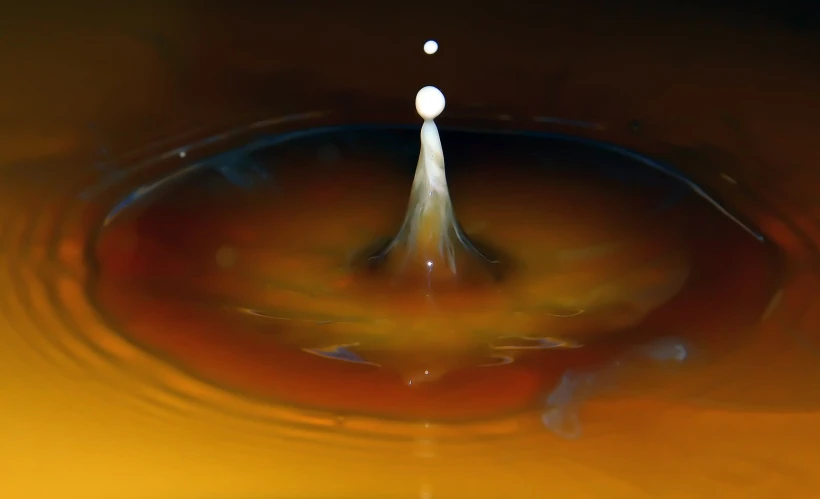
[415,86,445,121]
[423,40,438,55]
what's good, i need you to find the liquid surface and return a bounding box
[91,127,773,422]
[2,4,820,499]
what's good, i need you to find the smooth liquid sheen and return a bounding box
[2,4,820,499]
[91,128,774,422]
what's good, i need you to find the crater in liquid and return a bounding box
[84,125,779,427]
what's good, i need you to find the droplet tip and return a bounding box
[415,86,445,121]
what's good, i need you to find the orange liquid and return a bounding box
[2,3,820,499]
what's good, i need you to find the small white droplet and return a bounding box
[424,370,429,375]
[423,40,438,55]
[426,261,434,268]
[178,150,187,158]
[415,86,445,121]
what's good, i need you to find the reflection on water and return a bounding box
[86,122,773,422]
[2,3,820,499]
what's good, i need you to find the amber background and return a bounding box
[1,1,820,498]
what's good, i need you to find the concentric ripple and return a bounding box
[2,112,819,450]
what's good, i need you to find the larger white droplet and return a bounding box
[415,86,445,121]
[423,40,439,55]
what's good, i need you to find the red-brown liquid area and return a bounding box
[91,144,775,420]
[615,204,775,359]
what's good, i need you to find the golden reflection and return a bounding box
[1,3,820,499]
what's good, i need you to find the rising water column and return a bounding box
[355,86,509,291]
